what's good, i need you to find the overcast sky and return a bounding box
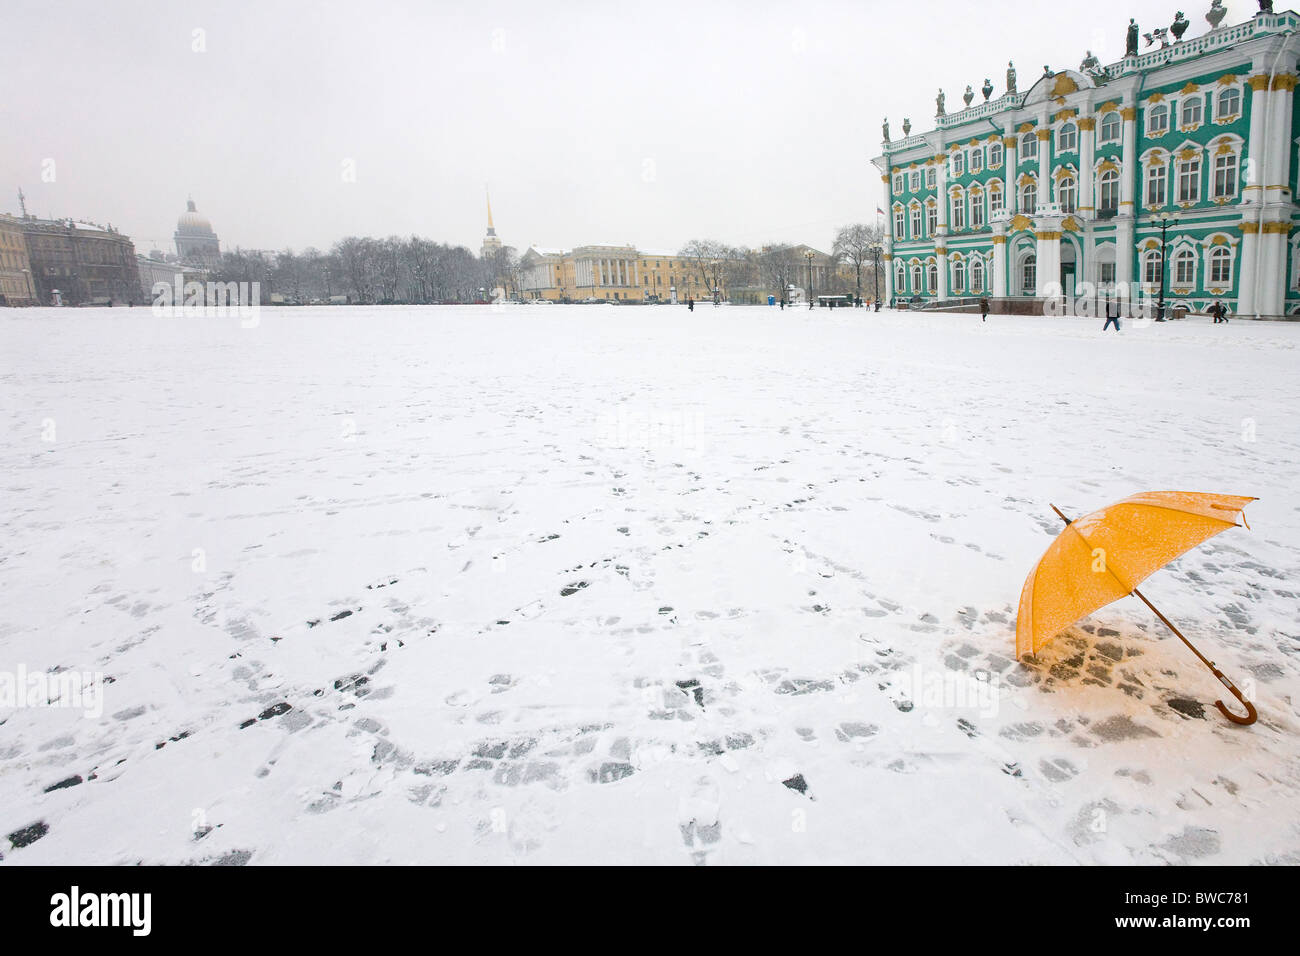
[4,0,1223,255]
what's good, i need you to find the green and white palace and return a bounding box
[871,7,1300,318]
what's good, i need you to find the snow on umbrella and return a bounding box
[1016,491,1259,726]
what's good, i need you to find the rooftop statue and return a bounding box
[1126,18,1139,56]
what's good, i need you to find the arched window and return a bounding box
[1020,132,1037,160]
[894,206,905,238]
[1143,250,1162,286]
[952,259,966,292]
[926,201,938,235]
[1148,104,1169,136]
[989,181,1004,217]
[1209,246,1232,284]
[1099,168,1120,212]
[895,260,906,291]
[1058,175,1077,213]
[1145,164,1167,206]
[990,141,1004,166]
[1216,87,1241,120]
[951,190,966,230]
[1182,96,1203,127]
[1173,248,1196,286]
[1021,253,1036,293]
[911,204,923,238]
[911,263,923,292]
[1100,111,1122,143]
[1177,155,1201,203]
[971,257,985,293]
[970,190,985,228]
[1059,123,1078,152]
[1213,152,1239,199]
[1020,182,1037,214]
[926,262,938,293]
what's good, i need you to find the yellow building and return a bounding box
[519,244,722,302]
[0,214,37,306]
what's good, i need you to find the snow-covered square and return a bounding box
[2,304,1298,865]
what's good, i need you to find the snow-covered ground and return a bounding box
[2,303,1298,865]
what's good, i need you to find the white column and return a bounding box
[1119,104,1137,213]
[992,229,1008,296]
[1237,224,1259,317]
[882,253,894,303]
[1115,218,1134,294]
[1005,135,1020,215]
[1079,116,1096,216]
[936,246,949,299]
[1267,74,1294,206]
[1035,229,1061,297]
[1037,125,1051,211]
[935,153,949,231]
[1244,73,1269,207]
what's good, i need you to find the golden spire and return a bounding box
[486,188,496,235]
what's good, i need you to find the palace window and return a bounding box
[1145,164,1167,206]
[1181,96,1203,128]
[1021,254,1036,292]
[910,170,921,191]
[911,205,923,238]
[953,259,966,292]
[989,182,1004,217]
[971,192,985,228]
[1209,246,1232,284]
[894,206,905,237]
[1177,156,1201,203]
[926,203,938,235]
[911,264,923,292]
[990,141,1004,166]
[971,257,985,293]
[952,153,965,177]
[951,192,965,230]
[894,174,904,194]
[1147,103,1169,136]
[1020,132,1036,160]
[1143,251,1162,286]
[1173,248,1196,286]
[926,167,936,188]
[1212,153,1238,199]
[895,260,906,291]
[1100,111,1122,143]
[1058,175,1077,214]
[1099,261,1116,284]
[1216,87,1241,121]
[1059,123,1078,152]
[926,262,938,293]
[1020,182,1037,214]
[1099,168,1120,211]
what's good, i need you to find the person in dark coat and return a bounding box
[1103,295,1121,332]
[779,298,785,310]
[688,298,694,312]
[979,297,990,322]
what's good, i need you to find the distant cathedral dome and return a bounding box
[174,196,221,266]
[177,199,215,237]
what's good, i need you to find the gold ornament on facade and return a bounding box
[1050,74,1079,97]
[1078,117,1096,130]
[1180,82,1200,94]
[1248,75,1270,90]
[1217,74,1238,86]
[1010,214,1033,231]
[1017,122,1034,133]
[1035,129,1051,140]
[1120,107,1137,120]
[1035,230,1064,240]
[1271,74,1298,91]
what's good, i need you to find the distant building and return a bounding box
[481,190,503,259]
[174,197,221,268]
[0,214,37,306]
[21,217,139,306]
[136,250,205,302]
[519,244,731,302]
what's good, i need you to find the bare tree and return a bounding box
[832,224,885,301]
[679,238,743,299]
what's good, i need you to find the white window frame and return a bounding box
[1057,175,1077,214]
[1176,155,1201,204]
[1020,132,1036,160]
[1099,111,1122,143]
[1058,123,1078,152]
[1215,87,1242,123]
[1098,168,1120,211]
[989,141,1003,167]
[1181,96,1203,129]
[1147,103,1169,137]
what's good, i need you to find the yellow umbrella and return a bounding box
[1016,491,1258,726]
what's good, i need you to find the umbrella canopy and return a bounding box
[1017,491,1255,659]
[1016,491,1258,725]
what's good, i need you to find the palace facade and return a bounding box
[519,244,728,302]
[871,8,1300,318]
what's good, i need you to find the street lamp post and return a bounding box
[1155,213,1179,322]
[868,243,883,311]
[804,249,815,309]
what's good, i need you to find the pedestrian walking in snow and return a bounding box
[779,299,785,310]
[1103,296,1121,332]
[979,297,990,322]
[688,298,694,312]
